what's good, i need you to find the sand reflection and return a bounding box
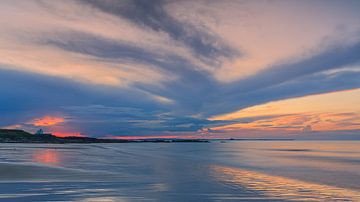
[32,149,62,166]
[211,165,360,201]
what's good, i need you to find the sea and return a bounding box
[0,141,359,201]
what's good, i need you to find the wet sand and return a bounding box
[0,141,359,201]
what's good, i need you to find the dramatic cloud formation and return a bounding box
[1,0,360,139]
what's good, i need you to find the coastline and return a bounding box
[0,129,209,144]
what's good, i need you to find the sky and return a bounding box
[0,0,360,139]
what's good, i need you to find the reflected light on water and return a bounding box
[211,165,360,201]
[32,149,62,166]
[77,197,129,202]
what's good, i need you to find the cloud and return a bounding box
[1,0,360,139]
[0,0,239,87]
[165,0,360,81]
[58,104,233,136]
[200,43,360,116]
[209,89,360,137]
[82,0,239,62]
[0,68,169,134]
[30,116,65,127]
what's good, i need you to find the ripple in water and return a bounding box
[211,165,360,201]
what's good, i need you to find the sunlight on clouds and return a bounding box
[213,113,360,132]
[212,89,360,120]
[0,1,190,86]
[1,0,359,85]
[166,0,360,82]
[0,43,167,86]
[0,0,359,138]
[150,94,175,105]
[210,89,360,132]
[0,0,193,59]
[30,116,65,127]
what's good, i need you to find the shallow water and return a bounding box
[0,141,359,201]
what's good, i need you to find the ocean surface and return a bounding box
[0,141,359,201]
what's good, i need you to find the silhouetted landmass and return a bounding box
[0,129,122,143]
[1,129,292,143]
[0,129,208,143]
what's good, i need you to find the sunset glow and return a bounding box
[32,149,61,166]
[31,116,65,127]
[1,1,360,201]
[210,89,360,134]
[0,0,359,139]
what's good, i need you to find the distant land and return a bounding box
[0,129,209,143]
[0,129,295,144]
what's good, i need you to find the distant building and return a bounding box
[35,129,44,135]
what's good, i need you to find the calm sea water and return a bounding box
[0,141,359,201]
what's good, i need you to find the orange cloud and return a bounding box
[31,116,65,126]
[211,112,360,133]
[210,89,360,133]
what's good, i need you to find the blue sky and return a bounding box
[0,0,360,139]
